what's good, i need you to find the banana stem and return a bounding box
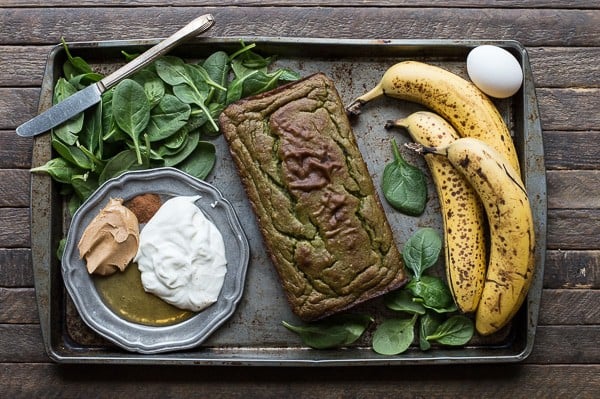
[404,142,447,156]
[384,119,406,130]
[345,84,384,116]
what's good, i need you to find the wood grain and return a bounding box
[0,209,29,248]
[0,249,33,287]
[547,209,600,250]
[544,250,600,289]
[1,8,599,46]
[547,170,600,209]
[544,131,600,170]
[0,2,598,395]
[0,132,32,169]
[0,170,29,207]
[0,288,38,324]
[0,362,598,398]
[3,1,600,8]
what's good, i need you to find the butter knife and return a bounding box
[16,14,215,137]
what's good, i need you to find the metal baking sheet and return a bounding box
[30,37,546,365]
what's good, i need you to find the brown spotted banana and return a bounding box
[387,111,487,313]
[411,137,535,336]
[346,60,521,175]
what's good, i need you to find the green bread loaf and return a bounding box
[219,73,407,321]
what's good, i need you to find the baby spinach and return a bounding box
[381,138,427,216]
[372,315,418,355]
[52,78,84,146]
[177,141,216,180]
[402,227,442,280]
[33,40,300,220]
[145,94,191,142]
[282,314,372,349]
[406,275,457,313]
[132,69,165,107]
[384,289,426,315]
[418,311,445,351]
[426,315,474,346]
[30,157,83,184]
[112,79,151,164]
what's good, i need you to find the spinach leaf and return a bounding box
[403,227,442,280]
[240,69,286,97]
[61,37,94,79]
[372,315,417,355]
[30,157,83,184]
[202,51,230,104]
[381,139,427,216]
[426,315,474,346]
[52,78,84,145]
[68,72,103,89]
[384,289,426,315]
[112,79,151,164]
[226,70,259,104]
[132,69,165,107]
[80,103,103,158]
[177,141,216,180]
[162,131,200,167]
[51,136,93,170]
[418,311,444,351]
[406,275,457,313]
[71,172,98,201]
[98,149,145,184]
[282,314,372,349]
[145,94,191,142]
[67,195,81,216]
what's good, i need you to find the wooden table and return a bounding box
[1,2,598,397]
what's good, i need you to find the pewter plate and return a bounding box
[31,37,546,365]
[60,167,250,354]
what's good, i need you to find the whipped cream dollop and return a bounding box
[134,195,227,312]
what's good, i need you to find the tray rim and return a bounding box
[30,36,547,366]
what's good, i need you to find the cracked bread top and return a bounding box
[219,73,407,321]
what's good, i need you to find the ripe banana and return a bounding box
[387,111,487,313]
[412,137,535,335]
[346,60,521,175]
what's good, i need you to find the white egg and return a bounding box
[467,45,523,99]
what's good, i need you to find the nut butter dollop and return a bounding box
[78,197,140,276]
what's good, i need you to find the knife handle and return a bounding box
[99,14,215,91]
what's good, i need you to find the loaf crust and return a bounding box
[219,73,407,320]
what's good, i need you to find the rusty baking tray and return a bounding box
[31,37,546,365]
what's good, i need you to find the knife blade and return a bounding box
[16,14,215,138]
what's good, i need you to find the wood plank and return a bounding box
[537,88,600,131]
[0,209,29,248]
[0,88,39,129]
[527,326,600,364]
[544,250,600,289]
[547,170,600,209]
[0,323,597,365]
[0,46,51,87]
[1,45,599,89]
[0,131,32,169]
[0,362,598,397]
[529,47,600,88]
[0,249,33,287]
[0,8,599,46]
[538,289,600,325]
[0,170,29,207]
[0,325,47,362]
[2,1,600,8]
[547,209,600,250]
[0,288,38,324]
[543,131,600,170]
